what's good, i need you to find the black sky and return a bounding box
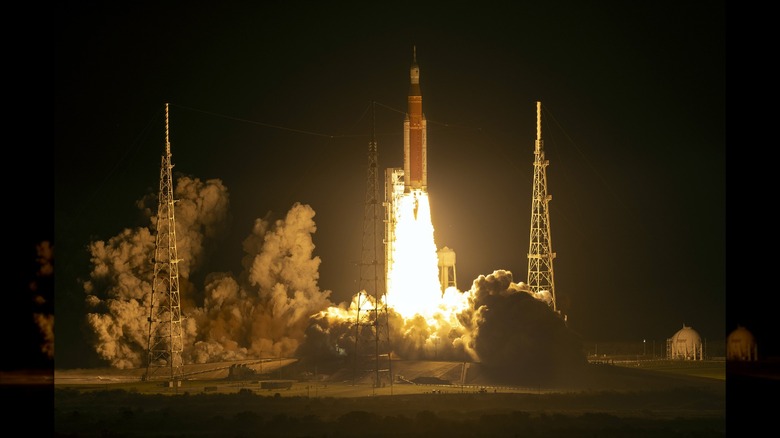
[48,1,735,368]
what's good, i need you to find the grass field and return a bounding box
[39,359,730,437]
[613,359,726,380]
[50,384,726,437]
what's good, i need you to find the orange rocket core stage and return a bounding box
[404,48,427,193]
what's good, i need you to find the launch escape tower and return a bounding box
[145,103,185,385]
[354,102,393,392]
[526,101,558,313]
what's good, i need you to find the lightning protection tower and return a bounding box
[527,101,558,313]
[145,103,185,386]
[354,101,393,394]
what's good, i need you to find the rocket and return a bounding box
[404,46,427,193]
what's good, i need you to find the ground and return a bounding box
[28,358,733,436]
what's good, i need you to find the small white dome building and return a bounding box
[667,324,704,360]
[727,325,758,361]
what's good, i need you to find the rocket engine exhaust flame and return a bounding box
[386,190,441,318]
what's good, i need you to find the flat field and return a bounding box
[42,359,729,437]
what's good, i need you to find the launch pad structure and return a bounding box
[144,103,186,386]
[353,47,433,392]
[359,51,574,393]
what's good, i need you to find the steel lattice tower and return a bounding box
[527,101,558,312]
[144,103,185,385]
[353,102,393,393]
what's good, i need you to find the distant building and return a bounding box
[666,324,703,360]
[727,325,758,361]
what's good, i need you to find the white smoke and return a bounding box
[83,176,334,369]
[298,269,584,384]
[84,176,230,368]
[190,202,334,363]
[138,177,231,279]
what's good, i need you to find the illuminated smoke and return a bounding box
[298,200,584,384]
[300,201,583,384]
[138,176,231,279]
[84,176,231,368]
[300,269,583,379]
[83,173,583,382]
[32,240,54,360]
[299,190,475,364]
[83,223,160,368]
[458,270,585,383]
[189,202,334,363]
[83,176,334,368]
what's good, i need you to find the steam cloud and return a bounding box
[83,175,584,384]
[189,203,333,363]
[457,270,585,383]
[84,176,334,368]
[299,270,585,384]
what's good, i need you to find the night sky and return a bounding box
[43,2,735,370]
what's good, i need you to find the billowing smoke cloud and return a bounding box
[298,270,584,385]
[84,224,168,368]
[137,176,231,279]
[83,175,334,369]
[457,270,585,384]
[84,176,231,368]
[189,203,333,363]
[84,174,583,385]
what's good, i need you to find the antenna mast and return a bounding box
[145,103,185,386]
[527,101,558,313]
